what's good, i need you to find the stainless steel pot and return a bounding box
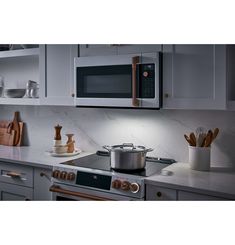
[103,143,153,170]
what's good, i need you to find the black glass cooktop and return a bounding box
[60,152,175,177]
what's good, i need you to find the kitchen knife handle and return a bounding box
[132,56,140,107]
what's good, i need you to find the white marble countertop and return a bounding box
[1,145,235,199]
[0,145,92,169]
[145,162,235,199]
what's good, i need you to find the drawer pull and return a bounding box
[156,191,162,197]
[6,172,21,178]
[2,172,27,181]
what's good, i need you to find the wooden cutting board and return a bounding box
[16,122,24,146]
[12,111,20,146]
[0,127,16,146]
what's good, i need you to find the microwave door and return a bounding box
[76,64,133,107]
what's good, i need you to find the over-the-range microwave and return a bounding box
[74,52,162,109]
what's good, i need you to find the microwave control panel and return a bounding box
[138,63,155,98]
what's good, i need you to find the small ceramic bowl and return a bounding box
[53,145,68,154]
[53,140,62,146]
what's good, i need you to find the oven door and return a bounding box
[75,53,161,108]
[50,184,142,201]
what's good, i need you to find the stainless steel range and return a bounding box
[50,152,174,201]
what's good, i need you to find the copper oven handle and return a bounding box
[132,56,140,107]
[49,185,114,201]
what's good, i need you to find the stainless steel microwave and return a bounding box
[74,52,162,108]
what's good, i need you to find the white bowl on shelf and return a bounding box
[4,89,26,98]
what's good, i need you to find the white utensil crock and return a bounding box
[189,146,211,171]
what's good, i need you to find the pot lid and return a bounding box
[103,143,153,153]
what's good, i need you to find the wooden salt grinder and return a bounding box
[66,134,75,153]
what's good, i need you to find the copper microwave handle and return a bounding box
[49,185,114,201]
[132,56,140,107]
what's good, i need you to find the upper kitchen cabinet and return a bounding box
[162,45,227,110]
[0,46,40,105]
[40,45,78,106]
[226,45,235,110]
[79,44,162,56]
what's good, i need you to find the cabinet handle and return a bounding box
[132,56,140,107]
[164,93,170,98]
[156,192,162,197]
[71,93,75,97]
[2,172,27,181]
[6,172,21,178]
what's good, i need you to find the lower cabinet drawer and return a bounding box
[146,185,177,200]
[178,190,227,200]
[0,182,33,201]
[0,162,33,188]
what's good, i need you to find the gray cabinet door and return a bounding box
[79,45,117,56]
[163,45,226,109]
[79,44,162,57]
[40,45,78,106]
[0,182,33,201]
[33,168,52,200]
[117,45,162,54]
[146,185,177,200]
[178,190,227,200]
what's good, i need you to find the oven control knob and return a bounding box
[143,71,149,77]
[52,170,60,179]
[130,183,140,193]
[121,181,130,191]
[67,172,76,181]
[60,171,67,180]
[112,179,121,189]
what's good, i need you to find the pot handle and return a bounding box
[122,143,135,149]
[103,145,111,151]
[145,148,154,153]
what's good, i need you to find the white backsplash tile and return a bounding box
[1,105,235,167]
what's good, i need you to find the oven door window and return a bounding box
[77,65,132,98]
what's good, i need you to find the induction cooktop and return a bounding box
[60,151,175,177]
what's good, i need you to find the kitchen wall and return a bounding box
[1,105,235,167]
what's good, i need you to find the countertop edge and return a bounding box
[0,157,53,169]
[145,177,235,200]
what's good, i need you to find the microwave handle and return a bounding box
[132,56,140,107]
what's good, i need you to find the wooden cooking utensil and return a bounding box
[212,128,219,141]
[11,111,20,146]
[184,134,193,146]
[189,132,196,146]
[204,130,213,147]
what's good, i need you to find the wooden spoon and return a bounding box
[184,134,193,146]
[212,128,219,141]
[204,130,213,147]
[189,132,196,146]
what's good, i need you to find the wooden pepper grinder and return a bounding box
[54,124,62,141]
[66,133,75,153]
